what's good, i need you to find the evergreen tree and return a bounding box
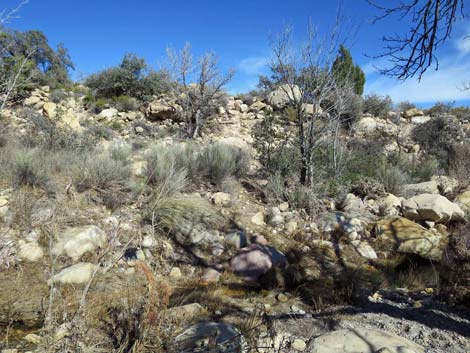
[332,45,365,95]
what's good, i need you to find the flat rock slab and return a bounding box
[174,321,247,352]
[310,328,424,353]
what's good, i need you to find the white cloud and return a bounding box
[454,36,470,56]
[365,56,470,103]
[238,56,269,76]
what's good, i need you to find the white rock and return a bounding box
[48,263,96,285]
[251,212,265,226]
[18,241,44,262]
[53,225,107,260]
[291,338,307,351]
[98,108,118,120]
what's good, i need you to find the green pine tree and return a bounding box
[332,45,365,95]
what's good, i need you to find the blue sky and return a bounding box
[4,0,470,106]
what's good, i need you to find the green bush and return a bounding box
[85,53,171,101]
[252,113,299,177]
[363,94,392,117]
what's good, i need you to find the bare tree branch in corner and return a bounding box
[368,0,466,80]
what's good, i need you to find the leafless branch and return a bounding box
[368,0,466,80]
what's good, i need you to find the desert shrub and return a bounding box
[412,116,468,167]
[197,143,250,184]
[9,148,48,188]
[113,95,140,112]
[85,53,171,101]
[72,153,131,192]
[145,144,188,189]
[449,106,470,121]
[376,164,408,195]
[397,101,416,112]
[252,113,299,177]
[341,93,364,127]
[235,91,258,105]
[145,142,250,187]
[425,101,454,117]
[110,143,132,163]
[409,156,440,182]
[449,144,470,187]
[287,185,324,215]
[363,94,392,117]
[264,172,288,203]
[49,88,68,103]
[440,222,470,306]
[350,178,386,198]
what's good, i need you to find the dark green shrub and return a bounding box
[85,53,171,101]
[363,94,393,117]
[252,113,299,177]
[412,116,468,167]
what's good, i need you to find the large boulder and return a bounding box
[375,217,447,261]
[310,328,424,353]
[231,244,287,281]
[402,108,424,119]
[52,225,107,260]
[145,99,177,121]
[402,194,465,223]
[402,181,439,197]
[42,102,57,118]
[267,84,301,109]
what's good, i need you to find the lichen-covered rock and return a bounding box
[375,217,446,261]
[402,194,465,223]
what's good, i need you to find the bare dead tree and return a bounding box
[267,19,356,186]
[368,0,466,80]
[166,43,234,138]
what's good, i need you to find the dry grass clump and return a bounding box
[145,142,250,187]
[72,153,131,193]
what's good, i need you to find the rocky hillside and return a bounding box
[0,85,469,353]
